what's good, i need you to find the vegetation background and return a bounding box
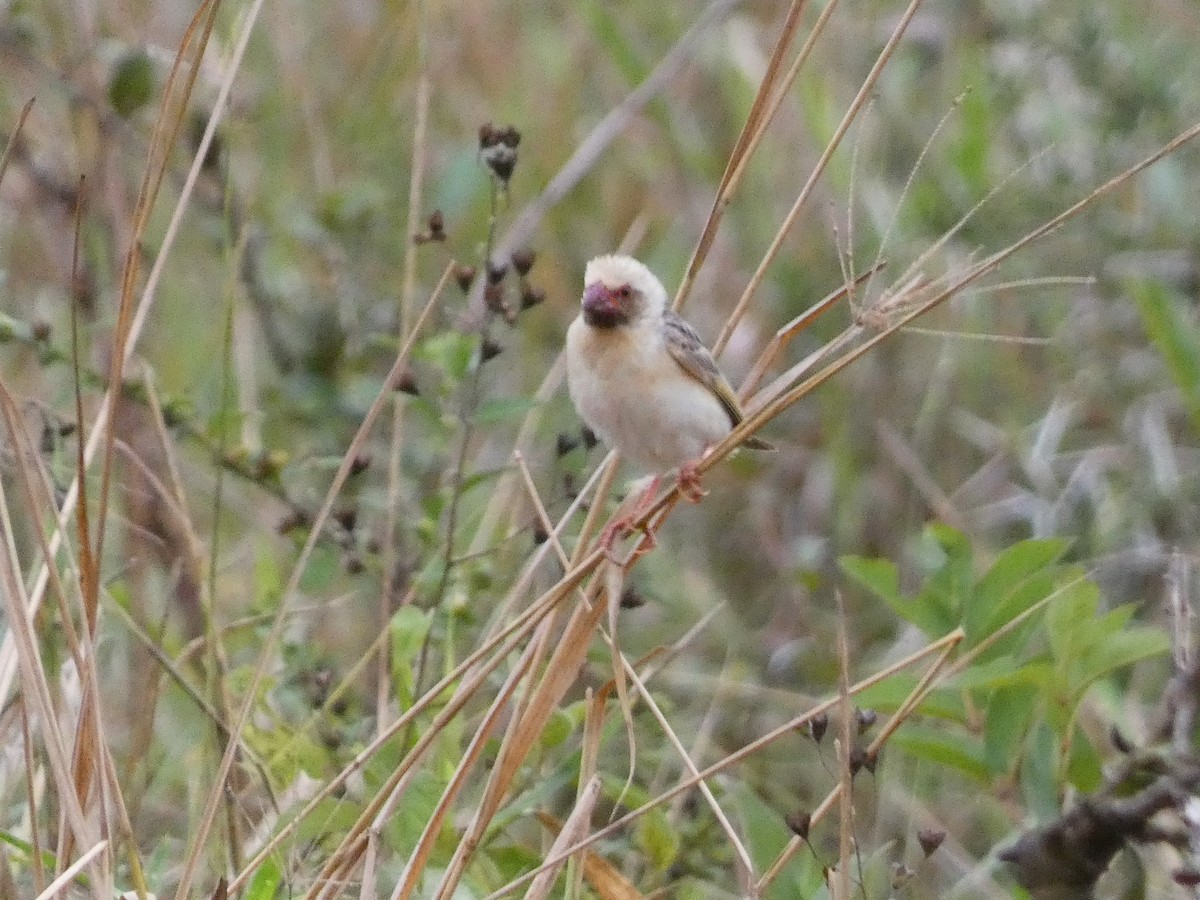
[1,0,1199,897]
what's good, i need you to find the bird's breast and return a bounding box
[566,317,732,472]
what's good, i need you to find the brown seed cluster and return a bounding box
[478,122,521,184]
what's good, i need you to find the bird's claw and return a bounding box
[677,462,708,503]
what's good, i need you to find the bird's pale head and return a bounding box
[580,255,668,330]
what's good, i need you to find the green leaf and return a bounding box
[983,685,1037,776]
[1130,278,1200,435]
[1074,625,1170,688]
[1020,720,1061,820]
[841,554,955,636]
[1044,578,1101,666]
[475,396,539,425]
[840,556,901,605]
[852,676,966,723]
[969,538,1070,640]
[392,606,434,704]
[245,855,283,900]
[635,807,680,872]
[891,726,989,781]
[108,48,155,117]
[419,331,475,380]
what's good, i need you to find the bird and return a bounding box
[566,254,771,551]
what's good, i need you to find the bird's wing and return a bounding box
[662,311,772,450]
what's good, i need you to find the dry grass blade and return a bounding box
[180,266,450,899]
[0,385,105,883]
[0,97,34,189]
[738,263,880,400]
[387,625,545,899]
[433,583,611,898]
[674,0,810,310]
[31,839,107,900]
[834,594,853,900]
[482,629,964,899]
[712,0,925,356]
[496,0,739,261]
[755,630,963,892]
[526,776,604,900]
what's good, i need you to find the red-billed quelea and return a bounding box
[566,254,771,551]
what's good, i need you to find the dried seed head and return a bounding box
[807,712,829,744]
[349,453,372,477]
[917,828,946,857]
[478,122,498,148]
[1110,725,1135,754]
[619,586,646,609]
[784,810,811,840]
[1173,867,1200,887]
[486,259,509,284]
[277,509,311,534]
[392,368,419,395]
[849,745,868,776]
[890,863,915,890]
[532,523,548,545]
[31,320,51,341]
[499,125,521,147]
[334,507,358,533]
[580,426,598,450]
[555,432,579,457]
[520,285,546,310]
[454,264,477,294]
[483,283,514,323]
[480,337,503,362]
[855,707,878,734]
[428,209,444,237]
[343,552,364,575]
[511,247,536,276]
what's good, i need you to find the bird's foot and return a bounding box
[677,461,708,503]
[598,476,661,561]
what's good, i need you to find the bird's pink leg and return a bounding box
[677,460,708,503]
[599,475,661,558]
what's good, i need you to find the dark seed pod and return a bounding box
[334,507,358,533]
[580,426,598,450]
[855,708,878,734]
[784,810,811,840]
[532,523,548,545]
[428,209,445,238]
[478,122,498,148]
[486,260,508,284]
[807,712,829,744]
[555,433,579,457]
[343,552,364,575]
[917,828,946,857]
[392,368,419,395]
[349,453,372,477]
[511,247,536,276]
[454,264,477,294]
[480,337,503,362]
[31,320,51,341]
[619,586,646,609]
[520,285,545,310]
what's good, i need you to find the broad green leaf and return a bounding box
[1020,720,1061,821]
[475,396,539,425]
[841,554,956,636]
[983,685,1037,776]
[840,556,901,605]
[891,726,989,781]
[1044,579,1101,666]
[109,48,154,117]
[245,856,282,900]
[1130,278,1200,435]
[1074,626,1170,688]
[634,807,680,873]
[969,539,1070,640]
[852,676,966,723]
